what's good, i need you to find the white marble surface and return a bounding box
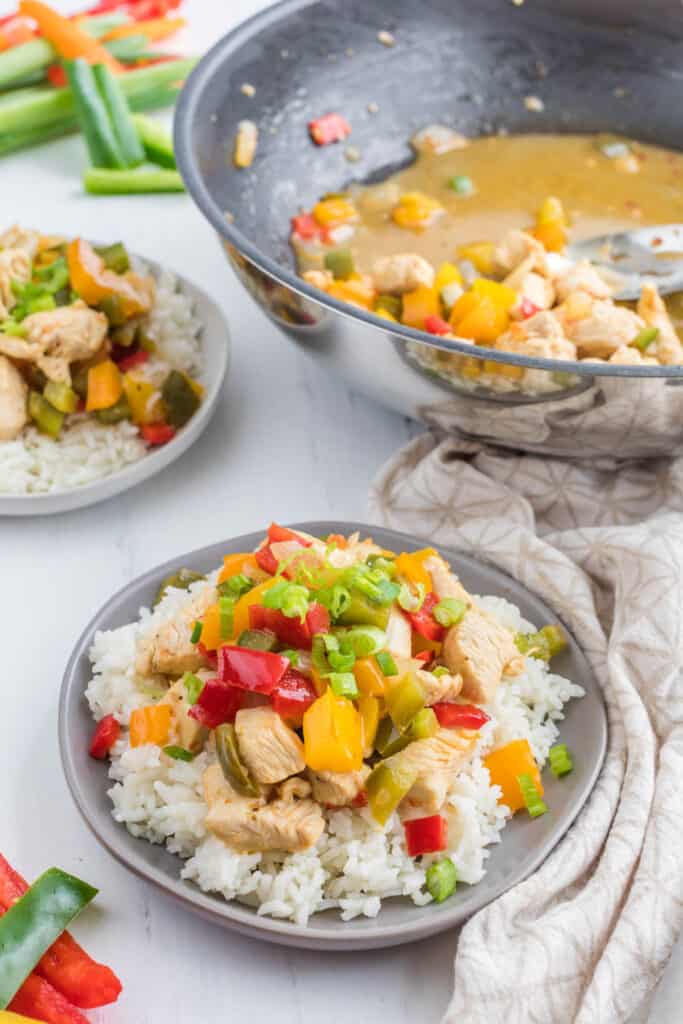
[1,1,681,1020]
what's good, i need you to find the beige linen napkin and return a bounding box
[369,433,683,1024]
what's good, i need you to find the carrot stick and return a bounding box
[18,1,122,71]
[102,16,186,42]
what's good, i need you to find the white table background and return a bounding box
[1,1,681,1020]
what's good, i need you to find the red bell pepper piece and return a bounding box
[424,314,451,336]
[271,668,318,722]
[88,714,120,759]
[188,678,244,729]
[432,702,490,730]
[291,212,321,241]
[309,112,351,146]
[403,592,445,642]
[518,296,540,319]
[140,422,176,446]
[217,645,289,694]
[117,348,149,372]
[403,814,448,856]
[249,602,330,650]
[414,650,432,664]
[255,523,313,575]
[47,62,67,87]
[0,854,122,1010]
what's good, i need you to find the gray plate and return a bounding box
[59,521,607,951]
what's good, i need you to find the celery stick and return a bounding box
[0,39,54,90]
[84,167,185,194]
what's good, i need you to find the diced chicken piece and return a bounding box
[0,225,40,259]
[136,584,217,676]
[637,281,683,365]
[493,230,548,277]
[442,606,520,704]
[423,554,472,605]
[235,706,305,785]
[203,764,324,853]
[308,765,370,807]
[563,300,645,359]
[158,678,206,752]
[0,354,28,441]
[553,260,614,303]
[279,777,312,801]
[505,257,555,315]
[388,727,478,815]
[0,247,31,318]
[385,605,412,659]
[495,311,577,361]
[303,269,333,291]
[416,668,463,705]
[0,301,109,384]
[411,125,468,155]
[372,253,435,295]
[608,345,658,366]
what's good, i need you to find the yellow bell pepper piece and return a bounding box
[217,553,258,584]
[303,688,363,772]
[457,241,496,275]
[375,307,397,322]
[358,693,380,754]
[0,1013,48,1024]
[312,196,357,227]
[199,602,222,651]
[353,657,386,697]
[451,293,506,343]
[532,195,567,252]
[231,578,277,640]
[472,277,517,309]
[401,285,441,329]
[434,261,463,291]
[122,374,162,425]
[392,191,443,229]
[129,704,172,748]
[484,738,543,813]
[85,360,122,412]
[394,548,437,591]
[327,274,375,310]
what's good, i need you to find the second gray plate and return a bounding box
[59,521,607,950]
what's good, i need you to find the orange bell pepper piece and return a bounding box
[401,285,441,329]
[198,602,222,651]
[217,553,258,584]
[122,374,162,425]
[129,704,172,748]
[67,238,150,319]
[303,688,363,772]
[353,657,386,697]
[484,739,543,813]
[358,693,380,753]
[85,360,122,412]
[450,292,508,344]
[457,241,496,275]
[312,196,357,227]
[327,274,375,310]
[394,548,437,592]
[231,578,277,640]
[531,196,568,252]
[19,1,122,71]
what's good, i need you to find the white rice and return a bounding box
[0,264,203,496]
[85,581,584,925]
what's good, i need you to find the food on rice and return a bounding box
[85,525,584,924]
[0,225,203,495]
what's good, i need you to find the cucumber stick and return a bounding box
[131,113,176,168]
[93,64,144,168]
[64,59,125,169]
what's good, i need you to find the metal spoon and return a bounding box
[567,224,683,300]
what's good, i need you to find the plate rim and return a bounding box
[59,520,608,951]
[0,256,230,517]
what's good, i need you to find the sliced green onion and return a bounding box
[328,672,359,699]
[163,745,195,762]
[433,598,467,628]
[324,583,352,620]
[219,596,234,640]
[376,650,398,676]
[311,634,330,674]
[336,625,386,657]
[281,585,310,621]
[448,174,474,195]
[549,743,574,777]
[93,63,145,169]
[517,773,548,818]
[631,326,659,352]
[0,320,27,337]
[515,631,551,661]
[398,581,426,613]
[426,858,457,902]
[432,665,449,678]
[324,247,355,280]
[190,621,202,645]
[236,628,277,651]
[218,573,253,599]
[280,649,300,666]
[83,167,185,194]
[328,648,356,672]
[183,672,204,705]
[367,555,396,575]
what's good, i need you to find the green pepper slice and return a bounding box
[215,723,260,797]
[152,568,204,608]
[161,370,200,428]
[28,391,63,438]
[236,628,278,652]
[384,672,426,732]
[366,761,417,825]
[336,592,390,630]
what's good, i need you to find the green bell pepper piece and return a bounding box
[384,672,426,732]
[366,761,417,826]
[426,858,457,902]
[337,591,390,630]
[215,723,260,797]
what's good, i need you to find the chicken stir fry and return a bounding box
[290,129,683,369]
[0,225,202,446]
[120,526,569,864]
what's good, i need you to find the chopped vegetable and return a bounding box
[64,58,125,168]
[189,622,202,644]
[432,702,489,730]
[162,745,194,761]
[425,857,457,902]
[374,293,402,319]
[93,62,144,167]
[432,598,467,628]
[402,591,444,642]
[236,628,277,651]
[28,392,63,438]
[131,112,175,167]
[358,693,380,751]
[424,314,451,335]
[233,118,257,168]
[249,601,330,650]
[532,195,567,252]
[19,1,122,72]
[128,703,171,747]
[484,739,543,813]
[182,672,203,704]
[8,974,89,1022]
[384,671,425,731]
[67,238,149,317]
[324,248,354,280]
[515,624,567,661]
[215,723,259,796]
[309,112,351,146]
[85,360,122,411]
[328,672,359,699]
[0,868,97,1011]
[217,645,289,694]
[632,326,659,351]
[365,760,417,825]
[375,650,398,677]
[88,715,120,759]
[448,174,474,195]
[217,552,257,584]
[517,773,548,817]
[187,678,243,729]
[102,16,186,43]
[303,687,363,772]
[42,380,78,415]
[403,814,447,856]
[392,191,442,229]
[352,656,386,696]
[140,422,175,445]
[548,742,573,776]
[84,167,184,193]
[271,668,318,723]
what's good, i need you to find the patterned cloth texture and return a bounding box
[369,433,683,1024]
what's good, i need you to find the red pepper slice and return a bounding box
[271,667,318,723]
[424,314,451,336]
[0,854,122,1011]
[254,522,312,575]
[432,702,490,730]
[88,714,120,760]
[403,814,448,856]
[117,349,149,372]
[249,602,330,650]
[140,422,176,446]
[291,213,321,241]
[403,592,445,642]
[217,645,289,694]
[309,112,351,146]
[188,678,244,729]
